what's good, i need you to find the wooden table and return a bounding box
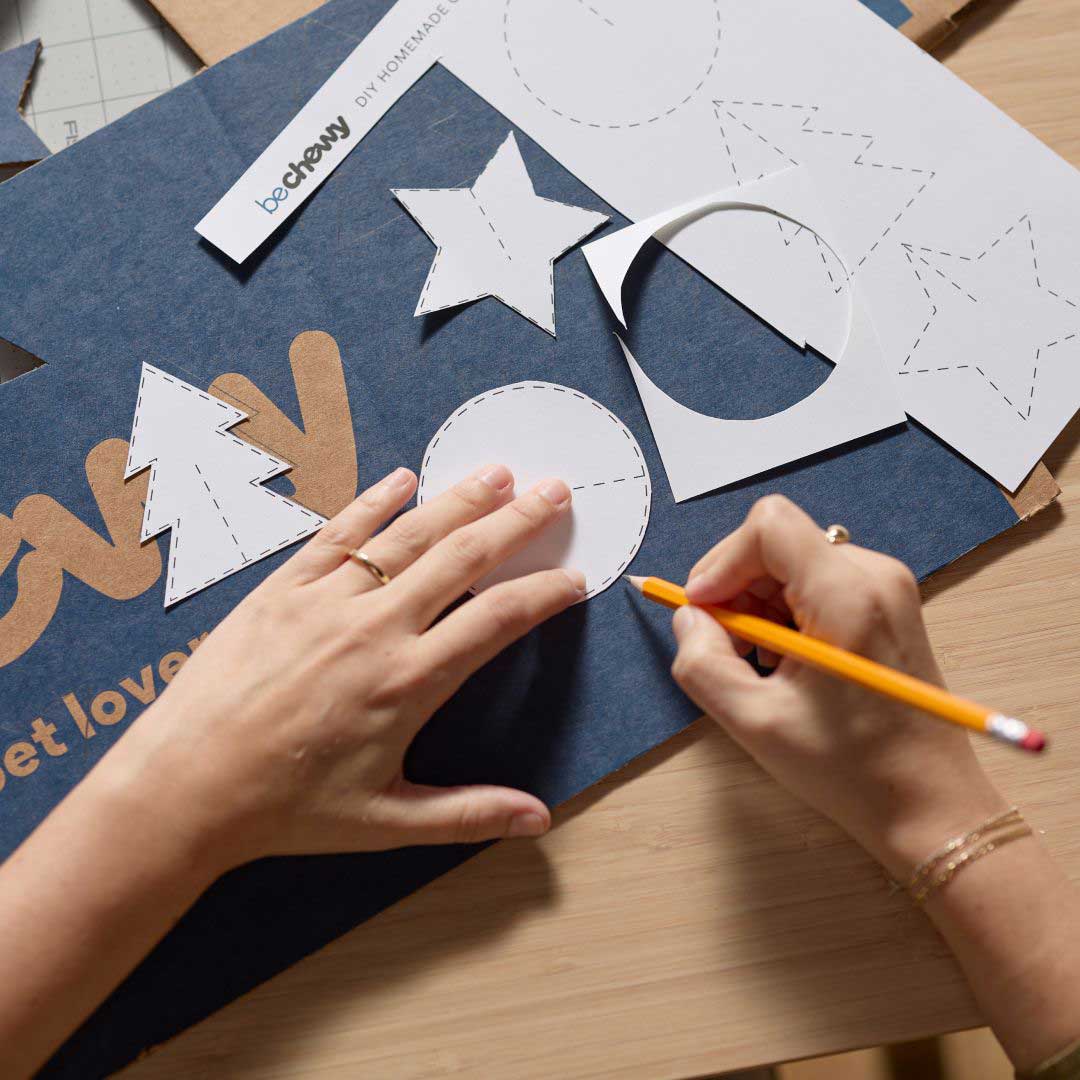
[123,3,1080,1076]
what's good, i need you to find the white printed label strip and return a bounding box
[195,0,473,265]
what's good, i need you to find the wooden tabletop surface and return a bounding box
[123,2,1080,1076]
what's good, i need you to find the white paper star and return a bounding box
[897,214,1080,423]
[393,132,609,335]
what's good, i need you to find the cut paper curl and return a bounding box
[582,168,906,501]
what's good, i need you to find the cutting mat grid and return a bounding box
[0,0,199,153]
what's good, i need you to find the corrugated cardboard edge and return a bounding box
[1004,461,1060,522]
[902,0,960,48]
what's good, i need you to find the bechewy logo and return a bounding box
[255,115,351,215]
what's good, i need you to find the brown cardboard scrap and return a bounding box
[903,0,979,48]
[148,0,325,67]
[1005,461,1060,521]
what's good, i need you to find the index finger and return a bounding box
[386,478,573,629]
[684,494,830,604]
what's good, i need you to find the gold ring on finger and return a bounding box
[347,549,392,586]
[824,524,851,546]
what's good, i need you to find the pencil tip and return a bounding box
[624,575,646,592]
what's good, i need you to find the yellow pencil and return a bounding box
[626,575,1047,754]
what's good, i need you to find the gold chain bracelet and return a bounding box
[905,807,1033,905]
[910,822,1033,904]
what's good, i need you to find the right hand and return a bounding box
[670,495,1008,880]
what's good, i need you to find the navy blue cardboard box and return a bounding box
[0,0,1029,1074]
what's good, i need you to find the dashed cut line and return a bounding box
[504,0,722,130]
[418,382,651,598]
[897,215,1080,422]
[575,0,614,27]
[711,99,936,279]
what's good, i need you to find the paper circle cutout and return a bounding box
[418,382,651,600]
[503,0,722,130]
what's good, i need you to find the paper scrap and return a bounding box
[125,363,325,606]
[195,0,473,264]
[418,381,651,599]
[0,41,48,167]
[394,132,608,335]
[584,170,906,500]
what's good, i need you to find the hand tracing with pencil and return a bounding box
[0,1,1078,1079]
[627,573,1047,753]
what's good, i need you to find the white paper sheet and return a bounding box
[125,363,325,606]
[201,0,1080,489]
[394,131,607,335]
[584,169,905,500]
[440,0,1080,489]
[418,381,651,599]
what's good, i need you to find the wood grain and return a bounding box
[122,1,1080,1077]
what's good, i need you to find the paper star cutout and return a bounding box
[0,41,49,168]
[897,214,1080,422]
[393,132,609,335]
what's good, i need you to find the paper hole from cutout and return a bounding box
[620,237,835,421]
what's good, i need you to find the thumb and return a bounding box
[670,603,763,724]
[378,781,551,846]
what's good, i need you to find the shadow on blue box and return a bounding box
[0,0,1026,1075]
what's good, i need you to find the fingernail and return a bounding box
[536,478,571,508]
[507,812,548,838]
[563,568,587,595]
[387,467,413,489]
[684,571,716,602]
[478,464,513,492]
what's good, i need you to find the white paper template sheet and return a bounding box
[441,0,1080,489]
[0,0,199,153]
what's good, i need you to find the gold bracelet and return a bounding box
[911,822,1033,905]
[905,806,1022,897]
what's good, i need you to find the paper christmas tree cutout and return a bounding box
[393,132,609,335]
[711,100,934,276]
[0,40,49,168]
[125,363,326,607]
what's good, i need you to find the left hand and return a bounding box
[106,463,584,873]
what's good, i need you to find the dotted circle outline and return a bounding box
[503,0,723,131]
[418,381,652,600]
